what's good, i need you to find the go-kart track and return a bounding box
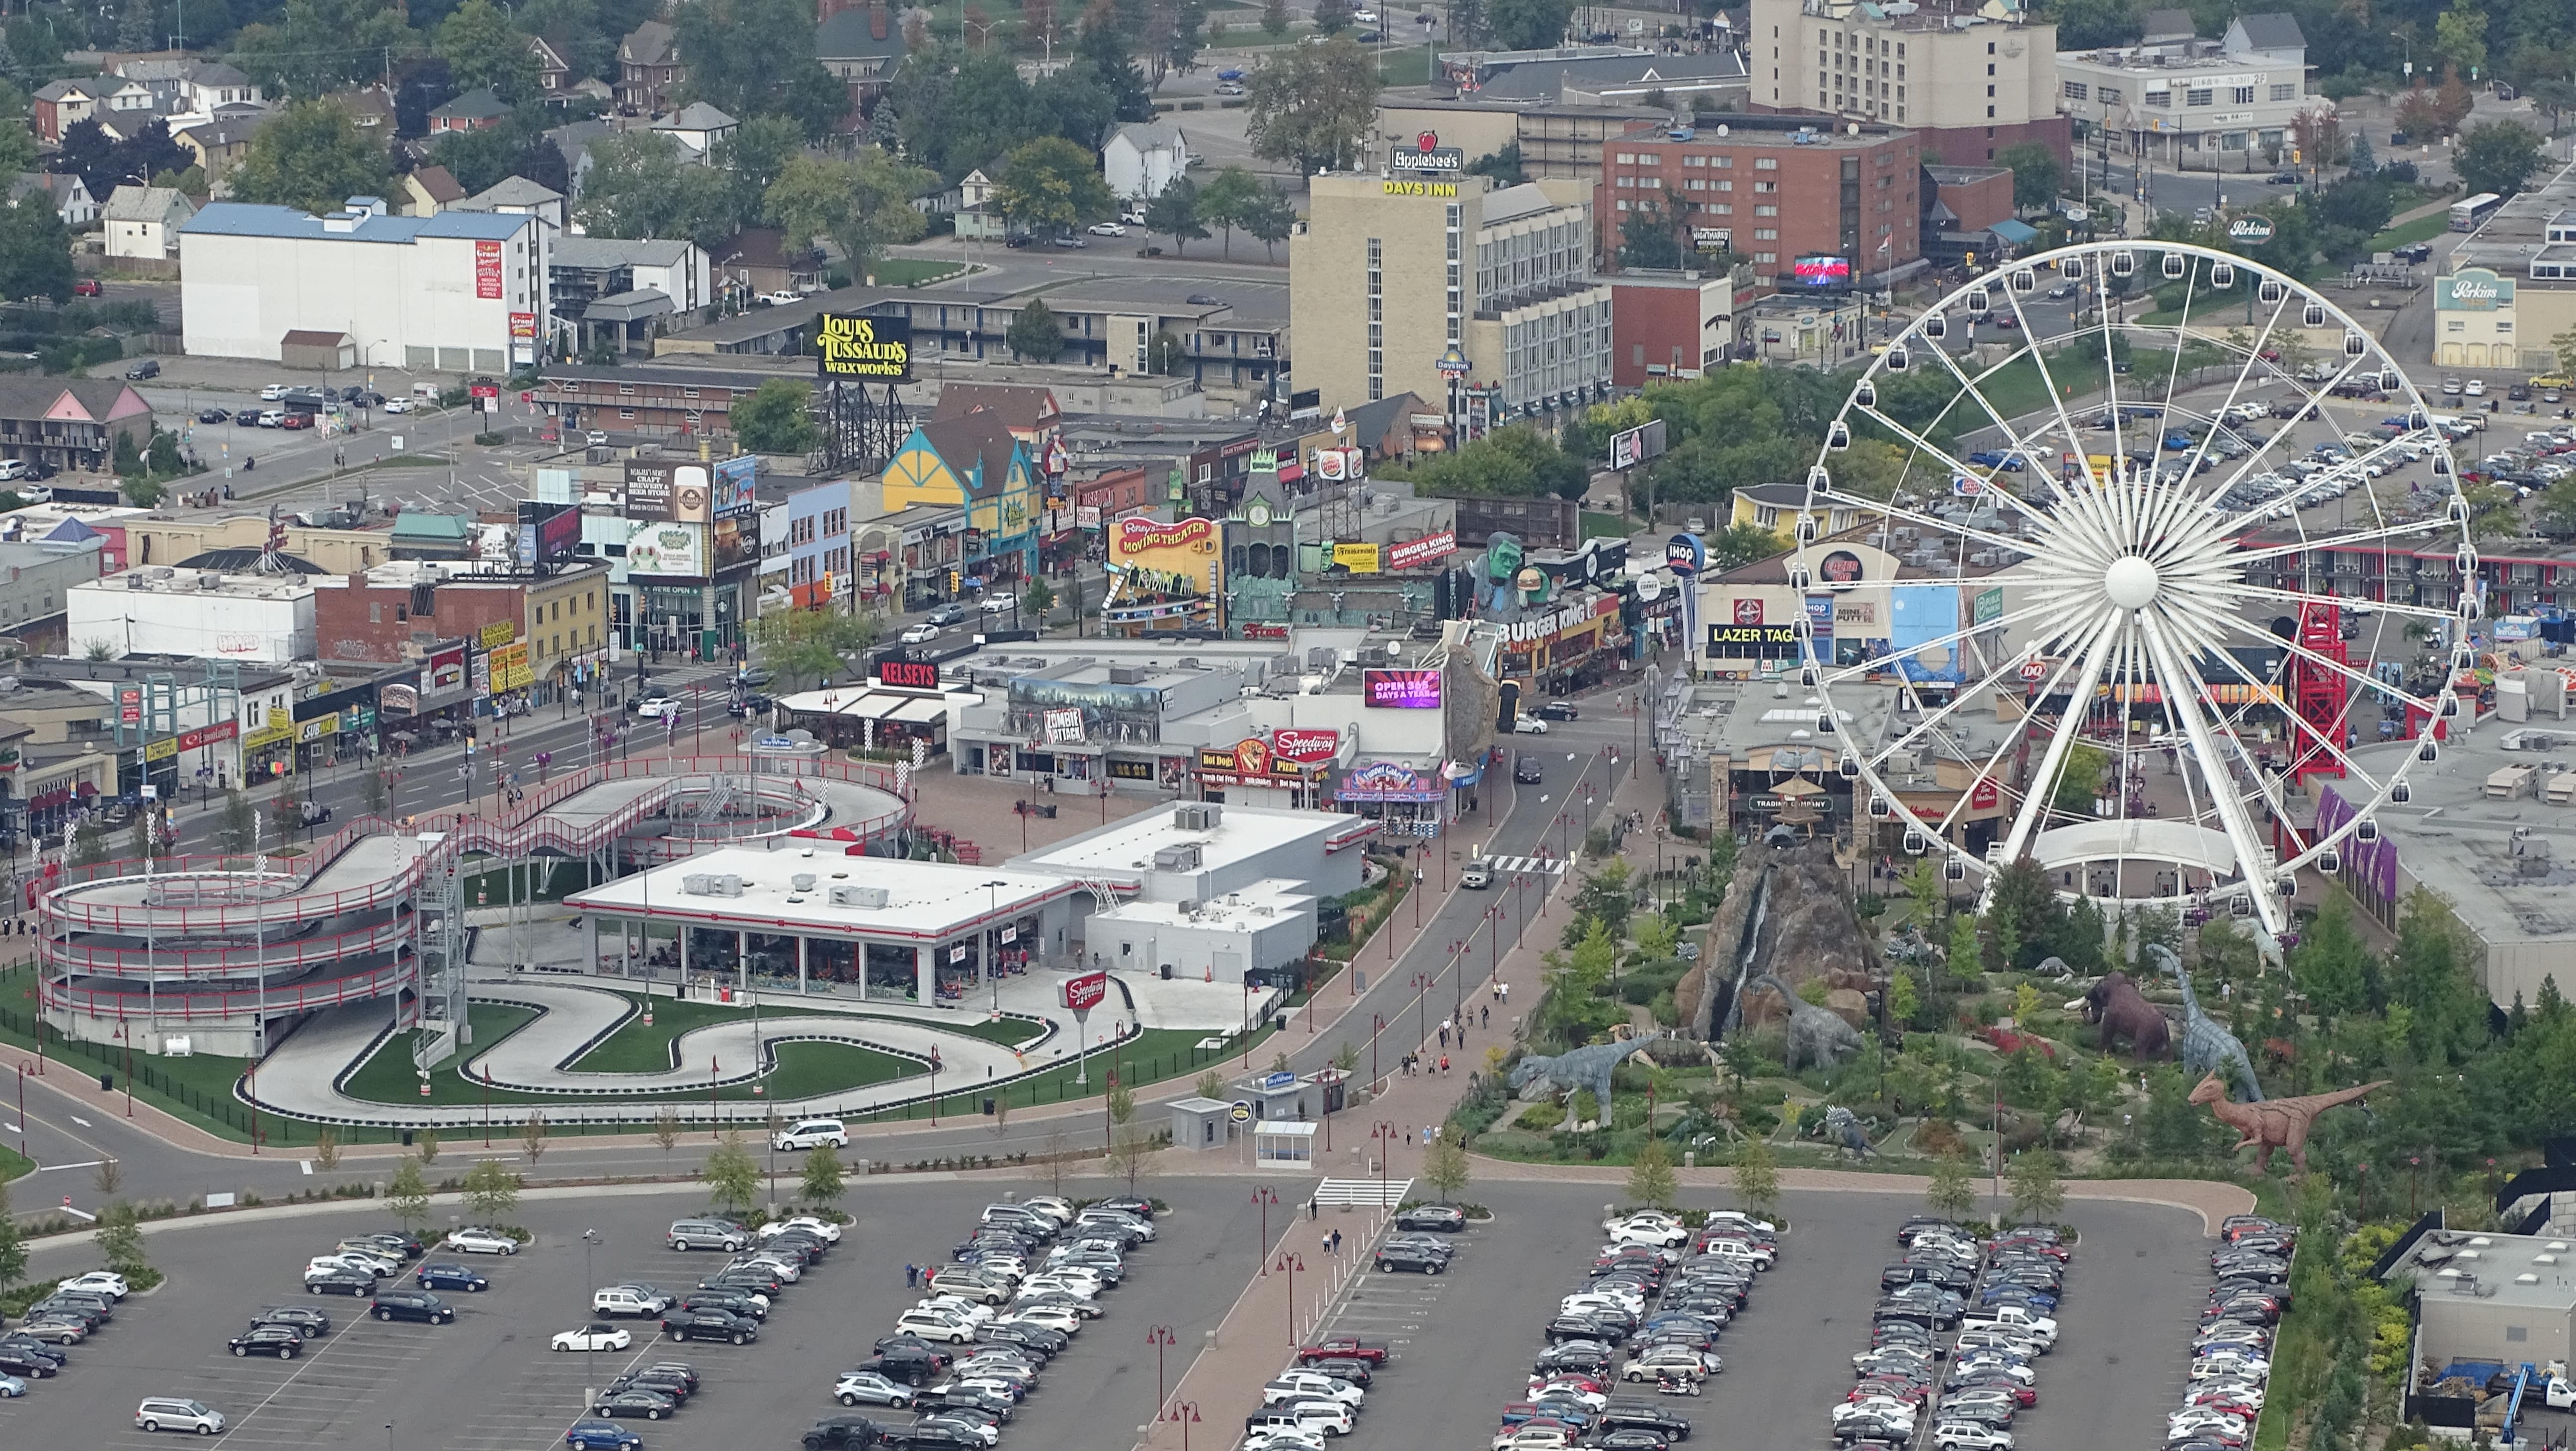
[32,753,911,1073]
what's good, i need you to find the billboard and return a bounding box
[624,462,676,521]
[509,311,537,364]
[816,313,914,381]
[1363,669,1444,708]
[1332,543,1381,574]
[516,500,581,570]
[475,240,503,299]
[671,464,713,525]
[1387,530,1456,570]
[712,456,757,518]
[1106,516,1221,628]
[627,519,707,578]
[1793,255,1852,287]
[711,515,753,571]
[1272,727,1340,764]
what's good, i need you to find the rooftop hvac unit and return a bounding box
[791,874,816,891]
[1174,803,1223,830]
[707,874,743,897]
[1109,666,1146,684]
[199,571,223,591]
[828,885,890,909]
[1153,843,1205,872]
[682,874,711,895]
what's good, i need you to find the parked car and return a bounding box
[443,1227,520,1255]
[556,1323,637,1353]
[564,1419,645,1451]
[229,1325,306,1359]
[136,1398,227,1435]
[370,1290,454,1324]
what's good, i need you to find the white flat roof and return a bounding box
[1013,803,1363,887]
[565,844,1076,943]
[774,688,951,720]
[1092,880,1317,933]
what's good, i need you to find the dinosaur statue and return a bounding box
[2152,944,2261,1102]
[1822,1105,1875,1160]
[1509,1040,1649,1128]
[2083,970,2173,1059]
[1746,973,1864,1071]
[2190,1073,2392,1177]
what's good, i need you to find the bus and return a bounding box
[2452,192,2504,232]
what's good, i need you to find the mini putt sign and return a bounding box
[2228,216,2276,244]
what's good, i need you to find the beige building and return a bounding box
[1373,101,1650,192]
[2438,177,2576,373]
[2056,14,2310,168]
[126,513,401,573]
[1289,173,1611,421]
[1748,0,2068,167]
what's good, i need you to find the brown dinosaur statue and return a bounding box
[2189,1073,2391,1177]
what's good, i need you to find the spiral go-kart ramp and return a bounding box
[34,754,910,1059]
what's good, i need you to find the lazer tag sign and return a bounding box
[1391,130,1464,174]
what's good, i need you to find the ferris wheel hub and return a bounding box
[2103,555,2162,611]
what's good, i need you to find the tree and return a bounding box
[1145,329,1186,374]
[1486,0,1568,48]
[1243,38,1377,173]
[386,1156,432,1230]
[2457,121,2545,199]
[416,1126,442,1165]
[1618,196,1685,270]
[0,192,75,304]
[521,1112,549,1163]
[1625,1137,1679,1209]
[702,1129,763,1216]
[1142,176,1207,254]
[2006,1146,2064,1225]
[230,100,393,215]
[672,0,848,137]
[2290,898,2377,1026]
[2289,106,2347,174]
[1997,143,2061,212]
[652,1109,682,1153]
[2393,85,2443,142]
[313,1127,341,1172]
[437,0,542,99]
[233,0,419,98]
[1195,165,1262,258]
[729,379,823,455]
[1261,0,1288,35]
[1422,1135,1470,1202]
[70,815,107,867]
[1008,298,1065,361]
[1022,577,1056,632]
[2433,2,2487,80]
[0,1178,24,1288]
[576,130,740,248]
[460,1158,523,1222]
[1888,969,1921,1028]
[96,1200,147,1276]
[800,1143,845,1208]
[215,790,256,854]
[762,148,933,284]
[1377,425,1587,499]
[994,135,1114,236]
[1240,185,1296,261]
[747,605,875,687]
[1925,1149,1979,1221]
[2556,323,2576,379]
[1311,0,1352,32]
[1732,1132,1780,1221]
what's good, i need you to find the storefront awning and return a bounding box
[888,697,949,725]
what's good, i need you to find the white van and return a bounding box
[774,1118,847,1151]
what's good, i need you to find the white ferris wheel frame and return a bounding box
[1793,240,2475,941]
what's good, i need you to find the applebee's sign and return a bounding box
[1391,130,1464,174]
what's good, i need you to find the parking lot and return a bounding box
[10,1176,1268,1451]
[1284,1183,2209,1451]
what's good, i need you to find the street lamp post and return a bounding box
[1369,1012,1382,1085]
[1165,1401,1201,1451]
[1369,1122,1396,1206]
[1410,973,1430,1046]
[580,1228,602,1408]
[1275,1252,1304,1346]
[1252,1186,1278,1268]
[1146,1324,1176,1407]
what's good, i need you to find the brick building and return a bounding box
[535,361,786,441]
[1597,113,1921,287]
[311,559,611,697]
[1608,269,1740,386]
[1746,0,2069,169]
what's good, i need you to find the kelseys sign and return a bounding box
[1391,130,1464,173]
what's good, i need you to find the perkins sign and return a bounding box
[2227,216,2275,244]
[816,314,914,380]
[1391,130,1465,173]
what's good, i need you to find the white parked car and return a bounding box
[1602,1212,1690,1248]
[61,1271,130,1299]
[895,1309,980,1343]
[759,1215,845,1244]
[1086,222,1127,237]
[258,384,290,401]
[998,1306,1082,1334]
[834,1371,918,1408]
[1932,1424,2014,1451]
[1513,715,1549,734]
[773,1117,848,1151]
[381,397,415,413]
[552,1323,635,1352]
[305,1255,384,1279]
[444,1226,520,1255]
[913,1295,993,1323]
[901,623,940,644]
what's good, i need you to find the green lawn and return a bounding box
[339,1003,543,1105]
[1581,510,1632,540]
[2367,209,2450,254]
[0,1142,31,1181]
[570,992,1043,1074]
[870,257,971,288]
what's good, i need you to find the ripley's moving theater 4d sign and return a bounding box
[816,314,914,381]
[1105,516,1222,630]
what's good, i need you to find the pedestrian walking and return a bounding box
[904,1263,919,1288]
[1439,1054,1450,1075]
[1437,1025,1449,1049]
[1479,1004,1490,1030]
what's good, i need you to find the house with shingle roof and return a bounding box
[103,184,197,260]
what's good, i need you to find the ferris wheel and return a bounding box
[1794,241,2475,943]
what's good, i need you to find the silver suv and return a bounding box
[136,1397,226,1434]
[668,1219,748,1252]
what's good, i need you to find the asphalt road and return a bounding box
[8,1177,1268,1451]
[9,690,1639,1214]
[1298,1183,2209,1451]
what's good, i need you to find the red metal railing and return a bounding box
[42,912,416,976]
[39,957,412,1020]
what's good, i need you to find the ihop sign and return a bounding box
[2437,267,2513,312]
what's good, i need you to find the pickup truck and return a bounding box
[1958,1304,2057,1347]
[1297,1336,1389,1367]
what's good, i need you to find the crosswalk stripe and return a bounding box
[1483,856,1568,875]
